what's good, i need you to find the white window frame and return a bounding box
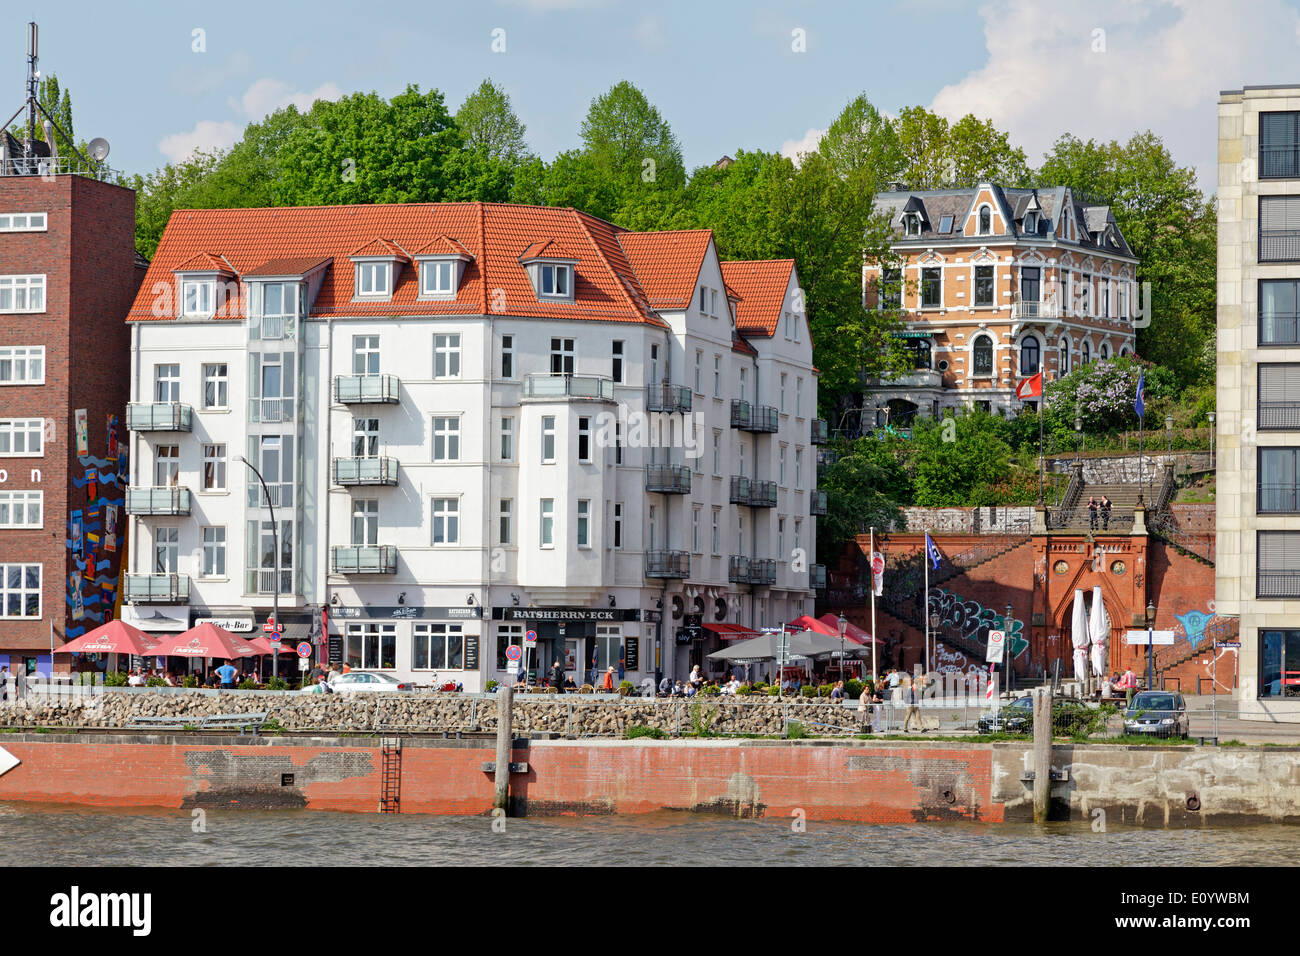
[0,419,42,457]
[694,350,702,393]
[202,443,227,492]
[181,279,214,317]
[612,340,625,383]
[413,622,465,671]
[550,338,575,375]
[577,416,592,463]
[202,363,229,410]
[155,364,181,403]
[0,346,44,385]
[0,490,42,529]
[795,447,804,490]
[500,416,514,462]
[613,502,623,550]
[353,335,380,375]
[540,498,555,548]
[541,415,556,464]
[780,373,787,413]
[711,508,720,555]
[0,563,41,619]
[420,259,457,297]
[796,378,803,417]
[501,334,515,380]
[433,333,462,379]
[539,263,571,298]
[355,261,392,298]
[692,505,701,554]
[431,497,460,546]
[201,526,226,578]
[432,416,461,462]
[498,498,513,546]
[0,212,46,232]
[712,431,721,477]
[577,499,591,548]
[713,355,721,397]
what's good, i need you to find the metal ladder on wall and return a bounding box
[379,737,402,814]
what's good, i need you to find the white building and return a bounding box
[124,203,823,689]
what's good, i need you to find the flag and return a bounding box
[1015,372,1043,400]
[925,533,943,571]
[1134,370,1145,419]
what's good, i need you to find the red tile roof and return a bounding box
[618,230,713,310]
[731,330,757,356]
[411,235,472,258]
[349,237,411,260]
[719,259,795,337]
[173,252,236,275]
[243,256,332,277]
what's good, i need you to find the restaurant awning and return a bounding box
[121,606,190,633]
[702,623,761,640]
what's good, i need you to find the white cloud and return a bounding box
[158,120,242,163]
[780,126,825,164]
[634,14,666,52]
[929,0,1300,192]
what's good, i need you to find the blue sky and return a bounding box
[6,0,1300,192]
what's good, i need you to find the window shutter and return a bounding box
[1260,364,1300,402]
[1261,196,1300,232]
[1260,531,1300,572]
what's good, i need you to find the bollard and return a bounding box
[1032,686,1052,823]
[494,685,514,815]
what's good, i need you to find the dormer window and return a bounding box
[978,206,992,235]
[421,260,457,297]
[518,241,577,302]
[1024,211,1038,234]
[182,279,215,317]
[540,263,570,297]
[904,213,921,237]
[356,261,392,297]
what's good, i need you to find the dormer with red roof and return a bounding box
[172,252,237,319]
[412,235,473,300]
[517,239,578,302]
[349,238,410,302]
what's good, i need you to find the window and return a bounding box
[780,373,787,413]
[501,334,515,379]
[737,513,744,555]
[433,333,461,378]
[1261,111,1300,179]
[711,289,718,317]
[577,499,590,548]
[577,416,592,462]
[154,527,179,574]
[1261,280,1300,346]
[1259,530,1300,598]
[0,346,43,384]
[1260,364,1300,429]
[649,344,659,385]
[432,416,460,461]
[1260,448,1300,513]
[974,265,995,306]
[550,338,575,375]
[413,623,464,670]
[972,335,994,377]
[713,355,721,397]
[1020,266,1040,304]
[541,416,556,463]
[202,444,226,491]
[908,338,931,370]
[796,378,803,417]
[1260,196,1300,262]
[712,432,721,476]
[878,268,901,311]
[1024,211,1038,234]
[496,623,524,670]
[432,497,459,545]
[540,499,554,547]
[353,335,379,375]
[612,341,624,383]
[345,623,396,670]
[1260,629,1300,697]
[0,419,42,456]
[0,564,40,618]
[978,205,992,235]
[738,441,746,478]
[352,499,378,546]
[155,365,181,403]
[500,417,514,461]
[794,519,802,554]
[613,502,623,549]
[779,446,787,485]
[249,517,293,594]
[0,491,41,528]
[355,261,392,297]
[539,263,570,297]
[181,279,213,317]
[154,445,180,488]
[1081,340,1091,365]
[595,624,623,672]
[615,422,623,465]
[421,260,456,296]
[0,212,45,232]
[692,505,701,553]
[739,367,747,403]
[699,286,707,313]
[1059,339,1071,374]
[938,214,954,234]
[499,499,513,545]
[1102,279,1111,317]
[694,350,702,393]
[353,418,379,458]
[904,213,921,236]
[784,311,793,339]
[920,267,941,308]
[648,505,657,551]
[778,517,786,560]
[260,282,298,320]
[201,526,226,578]
[248,435,294,508]
[795,448,803,490]
[1100,343,1110,360]
[201,363,228,410]
[1020,338,1040,376]
[711,508,720,554]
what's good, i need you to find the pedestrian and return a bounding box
[0,665,8,702]
[215,658,237,689]
[903,675,928,733]
[857,684,873,730]
[328,661,342,684]
[830,680,845,701]
[689,664,703,689]
[1100,495,1112,531]
[1087,496,1099,531]
[549,658,565,693]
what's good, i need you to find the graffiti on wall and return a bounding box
[934,642,986,676]
[63,413,127,639]
[927,587,1028,659]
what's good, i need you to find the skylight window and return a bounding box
[938,215,954,234]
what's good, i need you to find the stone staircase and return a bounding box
[1050,462,1171,533]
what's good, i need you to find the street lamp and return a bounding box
[1074,414,1083,462]
[237,455,280,681]
[1164,414,1174,457]
[1207,411,1216,466]
[1145,600,1157,692]
[1005,602,1015,692]
[929,612,940,672]
[837,612,848,683]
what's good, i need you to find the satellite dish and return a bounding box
[88,138,110,161]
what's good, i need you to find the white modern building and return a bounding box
[124,202,823,689]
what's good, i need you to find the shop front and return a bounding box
[330,605,484,689]
[491,606,644,688]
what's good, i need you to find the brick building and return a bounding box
[0,170,143,675]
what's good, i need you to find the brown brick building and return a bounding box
[0,171,143,674]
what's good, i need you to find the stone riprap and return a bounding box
[0,691,865,737]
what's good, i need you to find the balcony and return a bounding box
[1258,571,1300,599]
[727,555,751,584]
[869,368,943,390]
[246,482,294,510]
[811,489,827,516]
[1260,402,1300,430]
[333,457,400,486]
[334,374,400,404]
[249,396,296,424]
[748,558,777,586]
[244,568,295,596]
[332,545,398,575]
[645,463,692,494]
[127,403,192,432]
[646,383,692,414]
[125,573,190,604]
[811,419,829,444]
[645,550,689,579]
[730,400,779,433]
[729,476,777,508]
[1010,294,1061,320]
[522,373,615,402]
[811,565,827,590]
[125,486,192,516]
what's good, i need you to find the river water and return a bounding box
[1,802,1296,865]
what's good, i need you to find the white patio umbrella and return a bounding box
[1089,585,1111,677]
[1070,589,1089,682]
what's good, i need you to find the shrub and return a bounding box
[735,684,753,696]
[800,685,817,698]
[237,679,257,690]
[786,720,807,739]
[105,671,128,687]
[145,676,167,687]
[702,684,721,696]
[817,684,833,698]
[766,685,781,696]
[626,724,667,739]
[182,675,199,688]
[845,679,865,699]
[266,676,289,691]
[485,680,499,692]
[618,680,635,695]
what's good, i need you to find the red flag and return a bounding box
[1015,372,1043,400]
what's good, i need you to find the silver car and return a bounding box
[327,671,412,693]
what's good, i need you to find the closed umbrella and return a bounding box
[59,620,158,657]
[1070,589,1089,682]
[1089,585,1111,677]
[151,622,257,659]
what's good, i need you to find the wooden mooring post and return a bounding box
[494,686,514,815]
[1032,686,1052,823]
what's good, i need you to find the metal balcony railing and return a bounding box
[333,457,400,486]
[1258,570,1300,599]
[811,564,827,590]
[730,400,778,432]
[1010,294,1060,319]
[522,374,615,401]
[729,476,776,507]
[748,559,777,586]
[125,487,192,516]
[125,573,190,604]
[728,555,751,584]
[1260,312,1300,346]
[0,156,119,180]
[645,550,689,579]
[1261,231,1300,263]
[811,489,828,516]
[247,482,294,510]
[249,396,296,424]
[645,383,692,414]
[334,374,400,404]
[1259,402,1300,430]
[811,419,829,444]
[126,403,193,432]
[645,463,691,494]
[332,545,398,574]
[244,568,295,596]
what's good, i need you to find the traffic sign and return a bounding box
[1125,630,1176,646]
[1215,641,1241,649]
[986,629,1005,663]
[507,661,520,676]
[871,554,885,575]
[0,745,18,777]
[524,629,537,646]
[296,642,312,658]
[263,623,275,632]
[505,644,522,662]
[298,657,309,671]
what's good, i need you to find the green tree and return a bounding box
[579,81,685,193]
[910,413,1014,506]
[817,94,901,186]
[816,436,909,564]
[893,106,1030,188]
[455,79,530,165]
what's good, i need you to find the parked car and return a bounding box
[1123,691,1190,738]
[977,695,1034,734]
[327,671,413,694]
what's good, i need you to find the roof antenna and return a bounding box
[25,21,37,145]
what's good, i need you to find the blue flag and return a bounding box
[1134,370,1145,419]
[925,533,943,571]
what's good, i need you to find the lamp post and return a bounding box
[1005,602,1015,692]
[1074,414,1083,462]
[1207,411,1216,468]
[1145,600,1156,692]
[237,455,279,682]
[929,612,940,673]
[1165,414,1174,457]
[838,612,848,683]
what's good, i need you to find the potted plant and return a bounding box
[618,680,635,696]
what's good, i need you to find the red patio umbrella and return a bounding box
[817,613,882,645]
[59,620,159,657]
[150,622,257,659]
[788,614,840,637]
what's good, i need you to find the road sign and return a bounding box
[296,642,312,658]
[505,644,522,662]
[524,629,537,646]
[1215,641,1241,649]
[507,661,520,676]
[0,745,18,777]
[298,657,309,671]
[986,629,1005,663]
[263,623,276,632]
[1125,630,1176,646]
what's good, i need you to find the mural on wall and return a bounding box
[928,587,1028,660]
[63,414,127,639]
[934,642,987,676]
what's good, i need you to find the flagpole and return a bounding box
[870,526,878,687]
[1038,383,1045,503]
[924,530,930,673]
